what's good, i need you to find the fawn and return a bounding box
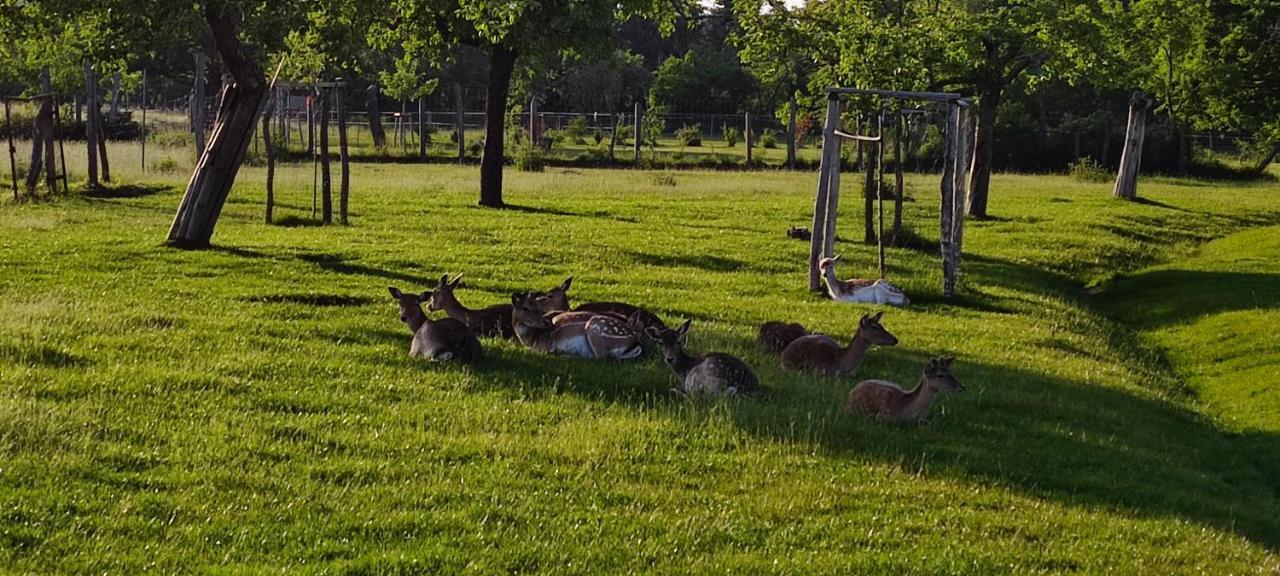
[647,320,759,396]
[388,286,483,364]
[534,276,668,331]
[510,292,644,360]
[818,255,909,306]
[846,356,963,423]
[757,321,809,354]
[780,312,898,375]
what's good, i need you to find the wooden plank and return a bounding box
[834,129,881,142]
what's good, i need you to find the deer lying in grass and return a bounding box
[388,286,482,364]
[818,255,909,306]
[846,356,963,423]
[534,276,668,331]
[510,292,644,360]
[426,274,515,339]
[757,321,809,354]
[786,226,812,241]
[647,320,759,396]
[780,312,898,375]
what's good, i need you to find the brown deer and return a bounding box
[534,276,668,331]
[846,356,963,423]
[426,274,516,339]
[780,312,898,375]
[757,321,809,354]
[819,255,909,306]
[646,320,759,396]
[510,292,644,360]
[387,286,483,364]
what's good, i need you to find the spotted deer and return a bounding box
[646,320,759,396]
[426,274,516,339]
[819,255,909,306]
[510,292,644,360]
[387,286,483,364]
[780,312,898,375]
[846,357,963,423]
[534,276,668,331]
[757,321,809,354]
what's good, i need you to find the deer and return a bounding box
[818,255,909,306]
[780,312,898,376]
[387,286,483,364]
[646,320,759,396]
[533,276,668,331]
[510,292,644,360]
[757,321,809,354]
[846,356,963,423]
[786,226,812,241]
[425,274,517,339]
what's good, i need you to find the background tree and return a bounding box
[379,0,683,207]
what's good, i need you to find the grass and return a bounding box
[1,146,1279,573]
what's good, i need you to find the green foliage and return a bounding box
[149,158,179,174]
[514,145,545,172]
[723,125,741,147]
[639,107,664,157]
[760,128,778,149]
[565,116,589,139]
[592,127,604,146]
[650,49,756,113]
[1068,157,1111,183]
[675,124,702,147]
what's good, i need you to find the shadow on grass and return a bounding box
[493,203,641,224]
[297,252,432,286]
[81,183,169,199]
[620,248,749,273]
[1097,270,1280,328]
[272,216,326,228]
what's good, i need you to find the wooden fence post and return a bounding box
[338,80,350,225]
[319,85,332,224]
[786,95,797,169]
[417,97,426,161]
[84,61,99,190]
[808,95,841,292]
[454,82,465,162]
[633,101,641,163]
[193,52,206,156]
[263,89,275,224]
[1113,92,1151,200]
[744,112,753,165]
[940,102,959,298]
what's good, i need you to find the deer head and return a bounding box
[818,254,841,273]
[426,274,464,313]
[645,319,691,368]
[511,292,553,330]
[923,356,963,392]
[388,286,431,330]
[534,276,573,314]
[857,311,899,346]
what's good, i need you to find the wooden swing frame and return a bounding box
[807,87,972,299]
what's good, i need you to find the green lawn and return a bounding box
[1,153,1278,573]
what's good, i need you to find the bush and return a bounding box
[565,116,589,140]
[592,128,604,146]
[1068,157,1111,183]
[761,129,778,149]
[151,158,180,174]
[152,129,194,149]
[616,125,633,145]
[515,146,545,172]
[467,140,484,157]
[676,124,702,147]
[723,126,741,147]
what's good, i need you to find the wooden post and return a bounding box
[786,95,797,169]
[528,97,538,148]
[876,106,886,279]
[367,83,387,149]
[744,112,753,165]
[41,74,56,194]
[5,101,17,200]
[892,110,904,245]
[141,69,147,172]
[863,121,876,244]
[263,90,275,224]
[940,103,959,298]
[84,61,99,190]
[54,97,67,194]
[454,82,465,162]
[950,104,971,296]
[608,112,618,162]
[25,68,53,193]
[319,85,332,224]
[417,97,426,161]
[338,81,350,225]
[193,52,206,156]
[1113,92,1151,200]
[306,91,315,156]
[95,93,111,183]
[633,101,642,163]
[808,96,839,293]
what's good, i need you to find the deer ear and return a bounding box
[677,319,692,339]
[644,326,663,341]
[418,291,432,303]
[560,276,573,291]
[388,286,403,299]
[450,275,463,288]
[873,311,884,322]
[438,274,449,287]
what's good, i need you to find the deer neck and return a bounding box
[670,348,700,377]
[822,268,844,297]
[837,331,873,373]
[514,320,554,351]
[901,377,938,421]
[405,305,428,334]
[436,293,471,322]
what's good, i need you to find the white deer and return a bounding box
[819,255,909,306]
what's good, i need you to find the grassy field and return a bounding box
[1,148,1279,573]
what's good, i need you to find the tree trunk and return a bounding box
[892,112,904,244]
[84,62,99,190]
[1250,147,1277,177]
[339,83,350,225]
[95,103,111,183]
[608,112,618,162]
[367,83,386,148]
[786,95,797,169]
[863,139,876,244]
[479,46,517,208]
[965,88,999,218]
[319,87,332,224]
[166,1,268,247]
[25,104,48,193]
[193,53,207,156]
[1113,92,1151,200]
[454,82,465,162]
[417,97,426,161]
[263,91,274,224]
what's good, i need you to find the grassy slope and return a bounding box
[1,155,1279,573]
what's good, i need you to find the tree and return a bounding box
[1203,0,1280,174]
[380,0,681,207]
